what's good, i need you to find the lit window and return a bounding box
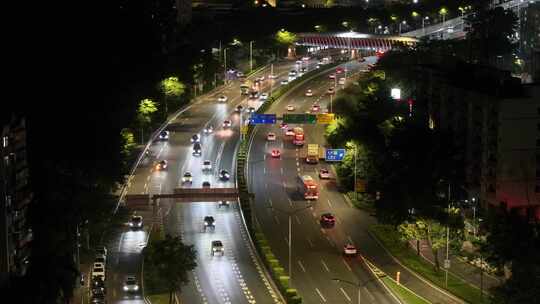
[2,136,7,148]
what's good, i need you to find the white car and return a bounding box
[327,87,335,95]
[343,244,357,256]
[218,95,228,103]
[286,105,295,111]
[319,168,331,179]
[285,129,295,136]
[123,276,139,293]
[203,125,214,134]
[305,89,313,97]
[281,79,289,85]
[182,172,193,183]
[129,215,143,229]
[329,73,336,79]
[267,132,276,141]
[302,56,310,61]
[202,160,212,171]
[211,240,224,256]
[92,263,106,280]
[338,78,346,85]
[259,93,269,101]
[295,60,302,65]
[236,71,244,78]
[257,76,265,81]
[268,74,277,79]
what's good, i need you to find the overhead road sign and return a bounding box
[317,113,335,124]
[249,114,276,124]
[283,114,317,124]
[325,149,345,161]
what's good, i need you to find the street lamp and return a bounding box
[249,40,254,72]
[269,204,313,281]
[422,16,429,35]
[398,20,407,35]
[223,48,229,84]
[439,7,448,24]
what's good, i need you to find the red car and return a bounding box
[271,149,281,158]
[280,122,288,129]
[336,67,344,74]
[320,213,336,227]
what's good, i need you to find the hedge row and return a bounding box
[236,60,343,304]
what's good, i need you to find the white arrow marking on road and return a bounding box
[327,199,333,208]
[315,288,327,302]
[342,258,353,272]
[307,237,314,248]
[340,287,352,302]
[321,260,330,272]
[298,260,306,272]
[294,215,301,224]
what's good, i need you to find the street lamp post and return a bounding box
[270,204,312,281]
[398,20,407,35]
[422,16,429,35]
[250,41,254,72]
[445,183,451,288]
[224,48,228,84]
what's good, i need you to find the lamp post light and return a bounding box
[398,20,407,35]
[224,48,229,84]
[249,41,254,72]
[439,7,448,25]
[422,16,429,35]
[269,204,313,281]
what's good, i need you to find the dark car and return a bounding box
[320,213,336,228]
[193,143,202,156]
[202,181,211,188]
[204,216,215,231]
[129,215,143,229]
[155,160,168,171]
[158,130,169,140]
[235,105,244,112]
[219,170,230,181]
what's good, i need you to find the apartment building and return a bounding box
[417,63,540,217]
[0,117,33,286]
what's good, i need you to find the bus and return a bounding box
[292,127,304,146]
[298,175,318,200]
[240,83,250,95]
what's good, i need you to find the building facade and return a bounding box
[0,117,33,287]
[520,2,540,82]
[419,64,540,217]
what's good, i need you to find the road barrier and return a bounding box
[236,59,345,304]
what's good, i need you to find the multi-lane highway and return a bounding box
[103,61,302,304]
[247,58,463,304]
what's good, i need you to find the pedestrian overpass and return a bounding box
[124,188,240,209]
[296,32,418,52]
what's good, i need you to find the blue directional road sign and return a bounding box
[249,113,276,125]
[325,149,346,162]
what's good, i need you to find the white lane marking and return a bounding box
[327,199,333,208]
[321,260,330,272]
[281,167,284,175]
[307,237,314,248]
[294,215,301,224]
[342,258,353,272]
[315,288,327,302]
[340,287,352,302]
[146,176,150,181]
[284,237,289,246]
[297,167,300,172]
[268,198,273,207]
[264,154,266,160]
[263,167,266,174]
[298,260,306,272]
[288,197,293,207]
[326,236,334,247]
[364,287,375,300]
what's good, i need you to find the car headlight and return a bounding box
[134,285,139,290]
[204,222,208,226]
[123,286,128,291]
[129,223,133,226]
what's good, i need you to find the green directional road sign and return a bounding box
[305,114,317,124]
[283,114,317,124]
[283,114,304,124]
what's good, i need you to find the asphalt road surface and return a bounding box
[247,57,462,304]
[104,59,323,304]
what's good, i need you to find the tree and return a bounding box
[274,29,297,57]
[159,77,185,114]
[399,221,426,255]
[136,98,158,143]
[464,1,518,65]
[146,234,197,303]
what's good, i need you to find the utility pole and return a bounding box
[354,144,357,201]
[224,48,228,84]
[445,183,451,288]
[250,41,254,72]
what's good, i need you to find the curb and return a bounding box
[363,256,433,304]
[367,229,467,304]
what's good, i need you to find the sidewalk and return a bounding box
[409,239,502,294]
